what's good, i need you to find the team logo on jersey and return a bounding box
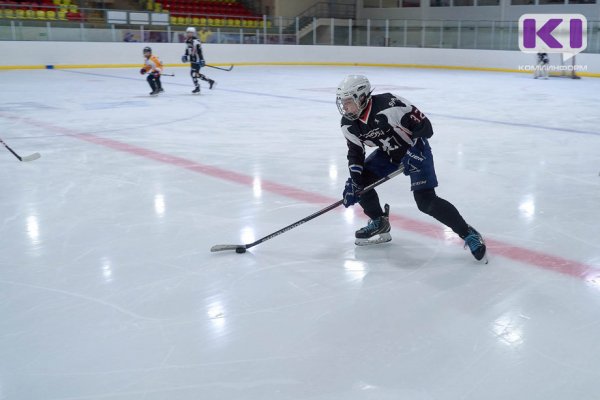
[363,128,386,139]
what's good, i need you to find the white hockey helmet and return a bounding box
[336,75,372,120]
[186,26,197,36]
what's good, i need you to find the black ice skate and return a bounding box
[209,79,216,89]
[149,89,159,96]
[158,87,164,93]
[355,204,391,246]
[192,86,200,94]
[462,225,488,263]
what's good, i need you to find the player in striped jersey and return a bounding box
[182,27,215,94]
[337,75,487,262]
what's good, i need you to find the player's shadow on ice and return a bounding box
[352,238,471,271]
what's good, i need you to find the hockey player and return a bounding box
[181,27,215,94]
[140,46,163,96]
[337,75,487,262]
[534,52,550,79]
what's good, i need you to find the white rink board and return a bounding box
[2,41,600,74]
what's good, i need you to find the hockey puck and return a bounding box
[236,247,246,254]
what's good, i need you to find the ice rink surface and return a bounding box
[1,65,599,400]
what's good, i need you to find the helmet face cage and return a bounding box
[186,27,196,37]
[336,76,371,121]
[336,92,368,121]
[143,47,152,56]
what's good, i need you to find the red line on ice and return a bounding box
[5,114,598,281]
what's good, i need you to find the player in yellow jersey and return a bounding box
[140,46,164,96]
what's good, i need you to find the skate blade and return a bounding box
[355,232,392,246]
[479,252,489,264]
[466,246,489,264]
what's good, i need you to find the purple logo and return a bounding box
[519,14,587,60]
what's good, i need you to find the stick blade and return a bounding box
[21,153,41,162]
[210,244,241,252]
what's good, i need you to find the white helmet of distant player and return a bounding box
[336,75,372,121]
[186,27,197,37]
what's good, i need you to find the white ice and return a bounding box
[1,65,600,400]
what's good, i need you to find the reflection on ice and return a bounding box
[26,215,39,245]
[241,226,255,244]
[154,194,165,217]
[344,259,367,282]
[253,176,262,199]
[329,164,338,180]
[492,313,524,347]
[206,300,226,333]
[518,194,536,222]
[101,257,113,283]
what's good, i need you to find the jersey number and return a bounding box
[410,109,425,124]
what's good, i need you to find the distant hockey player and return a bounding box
[336,75,487,262]
[181,26,215,94]
[534,52,549,79]
[140,46,163,96]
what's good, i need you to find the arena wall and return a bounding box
[1,41,598,76]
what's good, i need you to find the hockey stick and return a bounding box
[0,138,41,162]
[161,73,175,77]
[210,165,404,253]
[206,64,234,72]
